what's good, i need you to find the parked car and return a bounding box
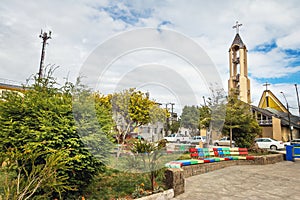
[163,133,190,143]
[189,136,206,144]
[255,138,285,150]
[213,137,235,147]
[284,139,300,146]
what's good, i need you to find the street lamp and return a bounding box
[280,92,293,141]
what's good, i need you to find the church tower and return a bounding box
[228,21,251,104]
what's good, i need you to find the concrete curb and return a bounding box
[136,189,174,200]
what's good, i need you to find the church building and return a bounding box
[228,22,300,142]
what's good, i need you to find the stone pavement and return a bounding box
[172,161,300,200]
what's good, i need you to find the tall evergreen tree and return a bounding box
[223,94,261,148]
[0,73,104,198]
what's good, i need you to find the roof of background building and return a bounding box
[0,82,24,92]
[252,105,300,129]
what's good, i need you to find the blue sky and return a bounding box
[0,0,300,115]
[252,40,278,53]
[251,39,300,84]
[101,4,153,25]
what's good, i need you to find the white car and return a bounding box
[189,136,206,144]
[213,137,235,147]
[255,138,285,150]
[284,139,300,146]
[163,133,190,143]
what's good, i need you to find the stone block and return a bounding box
[173,182,185,196]
[165,168,185,196]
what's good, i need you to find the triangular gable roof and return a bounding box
[258,90,288,113]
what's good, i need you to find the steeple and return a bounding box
[231,33,245,48]
[228,21,251,104]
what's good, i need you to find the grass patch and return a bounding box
[83,167,166,200]
[176,153,191,160]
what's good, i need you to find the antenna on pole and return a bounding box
[38,29,52,79]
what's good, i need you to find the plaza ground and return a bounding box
[172,160,300,200]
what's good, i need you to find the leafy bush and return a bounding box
[0,74,104,198]
[83,168,167,199]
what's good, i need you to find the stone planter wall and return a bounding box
[165,169,185,196]
[165,154,284,196]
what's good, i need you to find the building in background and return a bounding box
[252,89,300,141]
[227,23,299,142]
[0,79,25,100]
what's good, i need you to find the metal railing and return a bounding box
[257,119,272,125]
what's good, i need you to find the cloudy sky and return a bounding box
[1,0,300,115]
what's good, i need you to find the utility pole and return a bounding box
[38,30,52,79]
[164,103,175,136]
[295,84,300,117]
[281,92,293,141]
[165,103,169,136]
[170,103,175,121]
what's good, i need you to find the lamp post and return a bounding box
[280,92,293,141]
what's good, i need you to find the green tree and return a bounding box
[94,93,116,138]
[199,86,227,145]
[169,120,180,134]
[0,147,74,200]
[223,94,261,148]
[149,103,168,126]
[130,139,167,192]
[180,105,199,135]
[0,74,102,198]
[199,105,211,130]
[149,103,168,140]
[72,82,114,164]
[111,89,166,156]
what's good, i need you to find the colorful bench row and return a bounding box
[189,147,250,158]
[165,147,255,168]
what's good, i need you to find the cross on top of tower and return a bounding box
[263,82,270,91]
[232,21,242,34]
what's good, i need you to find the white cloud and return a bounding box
[249,49,300,78]
[277,29,300,49]
[0,0,300,115]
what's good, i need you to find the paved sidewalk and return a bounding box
[172,161,300,200]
